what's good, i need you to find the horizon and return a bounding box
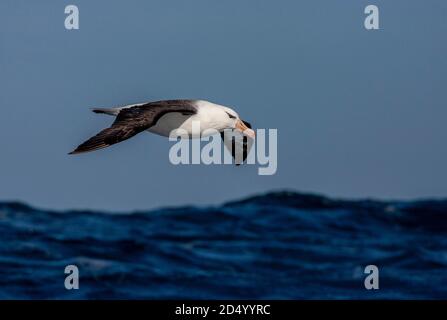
[2,188,447,214]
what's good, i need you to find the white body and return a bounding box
[149,100,234,137]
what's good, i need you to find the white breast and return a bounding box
[147,112,195,137]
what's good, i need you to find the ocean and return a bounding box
[0,191,446,299]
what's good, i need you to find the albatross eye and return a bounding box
[226,112,236,119]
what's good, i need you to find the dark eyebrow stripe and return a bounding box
[226,111,236,119]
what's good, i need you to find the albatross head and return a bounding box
[221,106,256,139]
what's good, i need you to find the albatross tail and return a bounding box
[91,107,120,116]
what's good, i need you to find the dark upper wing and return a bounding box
[69,100,197,155]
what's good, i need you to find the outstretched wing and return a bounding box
[69,100,197,155]
[221,120,254,166]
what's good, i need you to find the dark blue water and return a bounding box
[0,191,446,299]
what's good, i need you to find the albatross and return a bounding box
[69,99,255,164]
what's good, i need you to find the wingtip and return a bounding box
[68,148,83,155]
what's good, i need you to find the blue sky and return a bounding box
[0,0,446,210]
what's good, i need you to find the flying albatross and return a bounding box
[69,99,255,164]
